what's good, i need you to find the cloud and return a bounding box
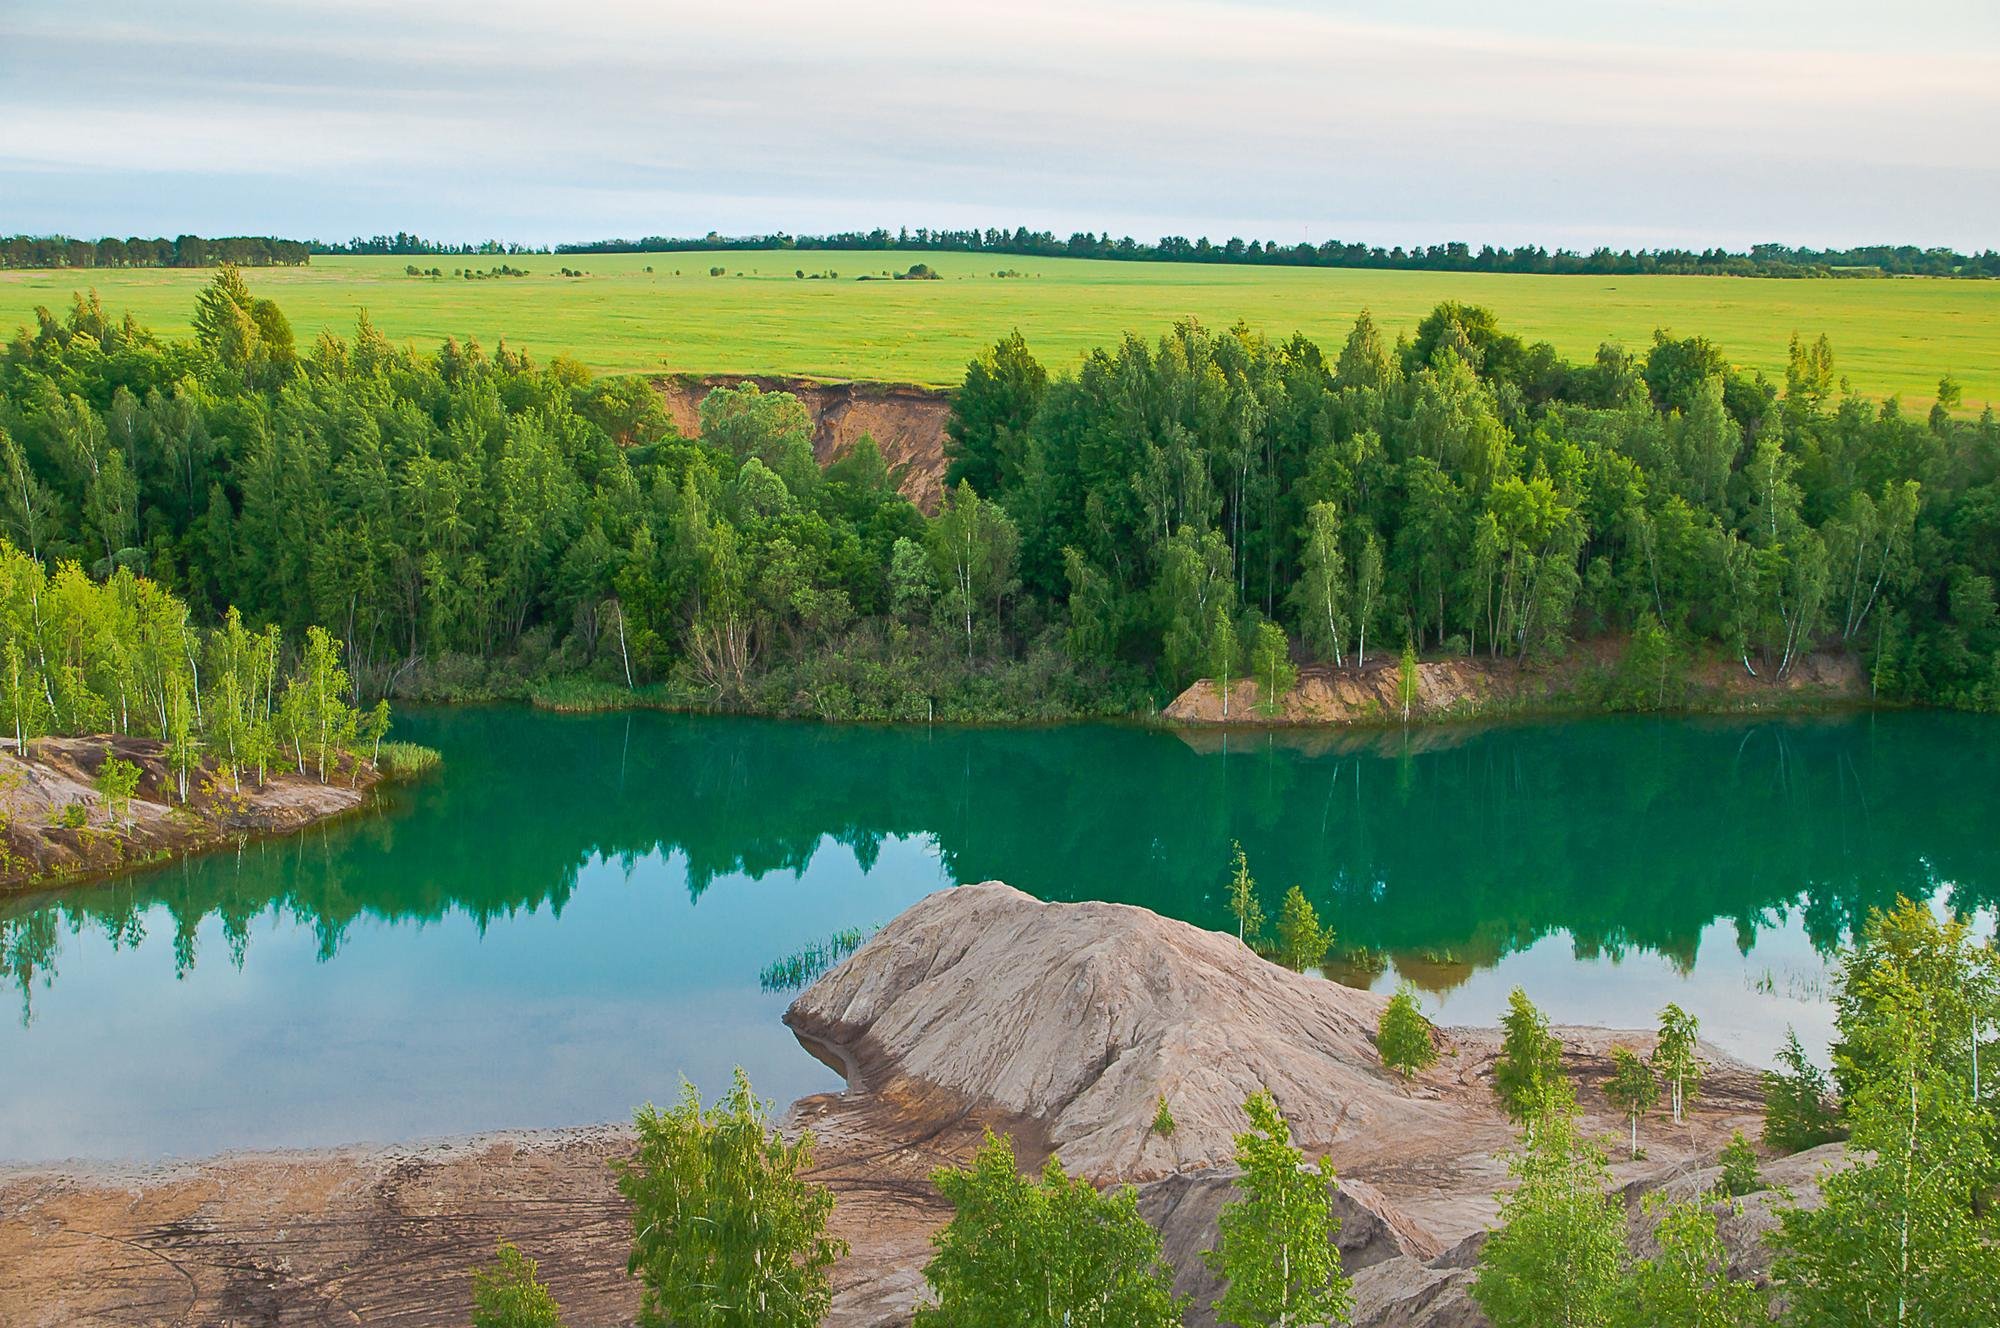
[3,0,1996,248]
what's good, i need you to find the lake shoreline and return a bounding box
[0,886,1816,1328]
[0,735,393,899]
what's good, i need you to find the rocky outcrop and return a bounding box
[655,374,952,512]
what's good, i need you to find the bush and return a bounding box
[617,1071,843,1328]
[1718,1130,1762,1196]
[93,755,141,818]
[1275,885,1332,972]
[1151,1094,1176,1137]
[56,801,88,829]
[470,1241,564,1328]
[916,1131,1182,1326]
[1378,983,1439,1079]
[1762,1028,1843,1153]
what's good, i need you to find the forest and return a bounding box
[2,268,1998,726]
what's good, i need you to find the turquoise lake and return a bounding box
[3,707,1996,1162]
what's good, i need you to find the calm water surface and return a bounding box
[3,707,1996,1162]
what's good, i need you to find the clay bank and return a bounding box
[0,734,381,895]
[0,882,1836,1328]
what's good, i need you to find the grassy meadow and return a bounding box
[4,250,1994,408]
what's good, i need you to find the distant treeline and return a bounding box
[314,232,549,257]
[557,228,2000,279]
[1,234,313,270]
[10,228,1997,278]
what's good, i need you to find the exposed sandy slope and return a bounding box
[0,735,375,894]
[0,882,1817,1328]
[655,374,952,512]
[1164,645,1866,726]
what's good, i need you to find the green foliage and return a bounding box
[1829,895,1999,1114]
[1204,1089,1352,1328]
[374,741,441,780]
[915,1130,1183,1328]
[616,1069,845,1328]
[6,269,2000,732]
[1472,1085,1627,1328]
[1377,984,1438,1079]
[55,801,87,829]
[1761,1028,1842,1153]
[1771,902,2000,1327]
[1604,1046,1658,1161]
[470,1240,565,1328]
[1716,1131,1761,1197]
[1395,640,1419,722]
[1274,885,1331,972]
[1608,613,1685,712]
[1249,620,1296,713]
[1151,1095,1176,1138]
[1651,1003,1702,1125]
[91,755,140,818]
[1617,1196,1766,1328]
[1225,841,1265,945]
[1493,988,1565,1124]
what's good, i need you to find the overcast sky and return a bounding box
[4,0,1997,251]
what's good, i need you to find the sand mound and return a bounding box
[786,881,1459,1181]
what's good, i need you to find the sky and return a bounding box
[3,0,1998,252]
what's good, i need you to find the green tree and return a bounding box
[1652,1003,1702,1125]
[93,755,141,821]
[1617,1195,1766,1328]
[1472,1083,1626,1328]
[1290,502,1347,666]
[1829,896,1999,1115]
[616,1070,845,1328]
[1204,1089,1353,1328]
[915,1130,1182,1328]
[471,1240,566,1328]
[1762,1029,1842,1154]
[1772,954,2000,1328]
[1395,640,1418,722]
[1352,531,1383,667]
[1226,841,1266,946]
[1377,984,1438,1080]
[1274,886,1331,973]
[1604,1046,1658,1160]
[945,331,1046,494]
[1208,600,1240,717]
[1493,988,1565,1126]
[927,480,1020,665]
[1250,620,1296,713]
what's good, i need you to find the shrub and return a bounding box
[94,755,141,818]
[1718,1130,1762,1196]
[916,1131,1181,1327]
[1275,885,1332,972]
[1152,1094,1176,1137]
[1493,988,1565,1123]
[617,1071,843,1328]
[1762,1028,1843,1153]
[470,1240,564,1328]
[1378,984,1439,1079]
[56,801,88,829]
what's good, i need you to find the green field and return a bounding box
[5,251,1994,408]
